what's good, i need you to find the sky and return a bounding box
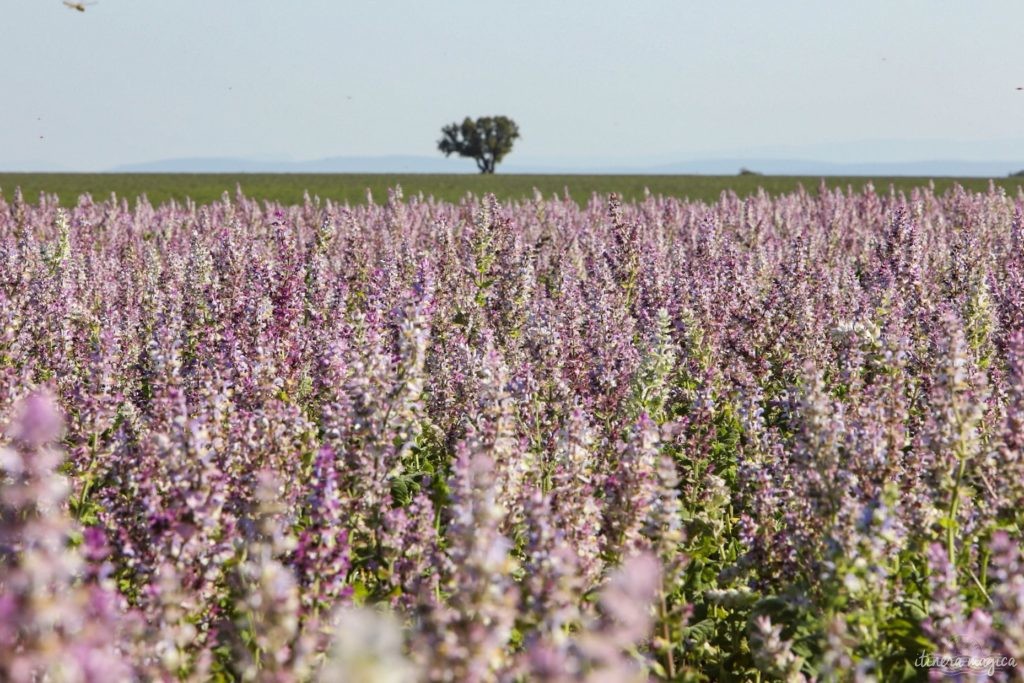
[2,0,1023,171]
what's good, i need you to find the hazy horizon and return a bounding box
[3,0,1023,172]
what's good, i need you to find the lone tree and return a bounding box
[438,116,520,174]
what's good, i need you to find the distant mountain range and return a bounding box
[108,155,1024,177]
[7,138,1024,176]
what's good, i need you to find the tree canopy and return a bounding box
[438,116,520,174]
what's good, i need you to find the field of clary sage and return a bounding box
[2,184,1024,681]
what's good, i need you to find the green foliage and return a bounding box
[44,209,71,273]
[438,116,521,174]
[628,308,678,424]
[963,275,995,369]
[4,173,1023,208]
[390,420,451,513]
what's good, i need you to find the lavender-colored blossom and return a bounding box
[1,184,1024,680]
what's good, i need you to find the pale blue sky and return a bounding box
[2,0,1023,171]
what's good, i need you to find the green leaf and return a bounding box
[684,618,719,646]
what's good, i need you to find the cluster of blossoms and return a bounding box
[1,182,1024,681]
